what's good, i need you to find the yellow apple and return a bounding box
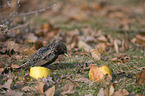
[30,66,51,80]
[89,65,112,82]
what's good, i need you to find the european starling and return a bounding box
[18,42,68,70]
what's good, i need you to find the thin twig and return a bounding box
[8,22,29,32]
[0,22,30,34]
[0,4,55,19]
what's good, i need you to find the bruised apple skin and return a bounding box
[89,65,112,82]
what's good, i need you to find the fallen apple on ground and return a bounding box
[30,66,51,80]
[89,65,112,82]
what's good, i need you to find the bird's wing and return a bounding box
[19,46,50,68]
[30,46,50,60]
[32,53,57,66]
[42,49,53,59]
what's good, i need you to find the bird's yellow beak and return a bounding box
[64,53,69,58]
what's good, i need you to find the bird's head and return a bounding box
[50,42,69,57]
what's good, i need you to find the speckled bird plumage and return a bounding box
[18,42,67,69]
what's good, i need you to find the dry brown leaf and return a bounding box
[7,41,19,51]
[35,28,44,37]
[106,35,114,44]
[12,54,23,60]
[25,33,38,43]
[121,39,125,52]
[61,82,76,95]
[106,42,113,47]
[78,40,93,52]
[136,69,145,84]
[80,4,89,10]
[51,2,63,13]
[62,5,88,21]
[92,3,102,10]
[132,56,143,59]
[104,87,109,96]
[123,39,128,51]
[71,35,79,49]
[37,79,45,93]
[109,84,115,96]
[74,74,91,84]
[108,8,126,19]
[111,57,118,62]
[74,77,90,83]
[131,38,136,44]
[41,23,54,32]
[90,49,101,60]
[81,27,102,37]
[96,35,108,42]
[35,41,43,50]
[101,74,112,87]
[135,94,144,96]
[67,29,80,37]
[11,64,19,69]
[22,86,37,92]
[61,89,75,95]
[113,39,119,53]
[21,47,36,55]
[95,43,106,53]
[97,88,104,96]
[44,30,60,41]
[4,89,23,96]
[0,78,13,89]
[70,10,88,21]
[85,36,97,43]
[45,85,55,96]
[0,68,4,74]
[104,84,114,96]
[119,18,130,30]
[113,89,129,96]
[136,34,145,46]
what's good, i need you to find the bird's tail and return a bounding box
[18,61,30,69]
[13,61,30,72]
[2,61,30,74]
